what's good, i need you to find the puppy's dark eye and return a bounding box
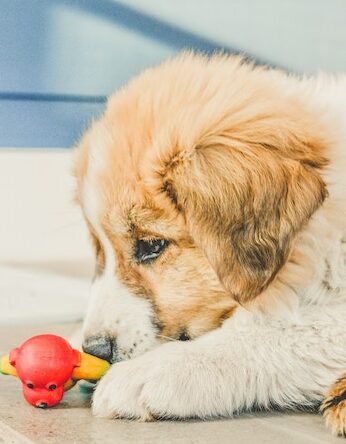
[27,383,34,389]
[135,239,169,264]
[48,384,57,391]
[178,332,190,341]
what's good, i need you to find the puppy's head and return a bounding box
[74,53,328,362]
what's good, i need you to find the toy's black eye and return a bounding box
[27,383,34,389]
[48,384,57,391]
[178,332,190,341]
[135,239,169,264]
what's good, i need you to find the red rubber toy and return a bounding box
[0,334,110,408]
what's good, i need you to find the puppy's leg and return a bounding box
[321,374,346,436]
[92,307,346,420]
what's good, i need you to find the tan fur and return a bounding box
[74,53,329,338]
[100,185,237,340]
[321,374,346,436]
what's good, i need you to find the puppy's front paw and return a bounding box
[92,342,223,420]
[321,374,346,437]
[92,357,152,420]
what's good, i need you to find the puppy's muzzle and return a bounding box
[82,335,118,363]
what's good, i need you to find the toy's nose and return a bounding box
[82,335,117,363]
[36,401,48,409]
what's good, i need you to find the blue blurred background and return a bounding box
[1,0,345,148]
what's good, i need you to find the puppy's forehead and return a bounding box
[77,53,261,233]
[79,120,183,238]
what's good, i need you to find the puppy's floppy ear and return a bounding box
[158,125,328,304]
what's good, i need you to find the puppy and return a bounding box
[74,53,346,434]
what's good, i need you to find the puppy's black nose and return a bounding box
[82,335,116,363]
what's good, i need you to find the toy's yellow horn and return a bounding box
[71,352,110,381]
[0,354,17,377]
